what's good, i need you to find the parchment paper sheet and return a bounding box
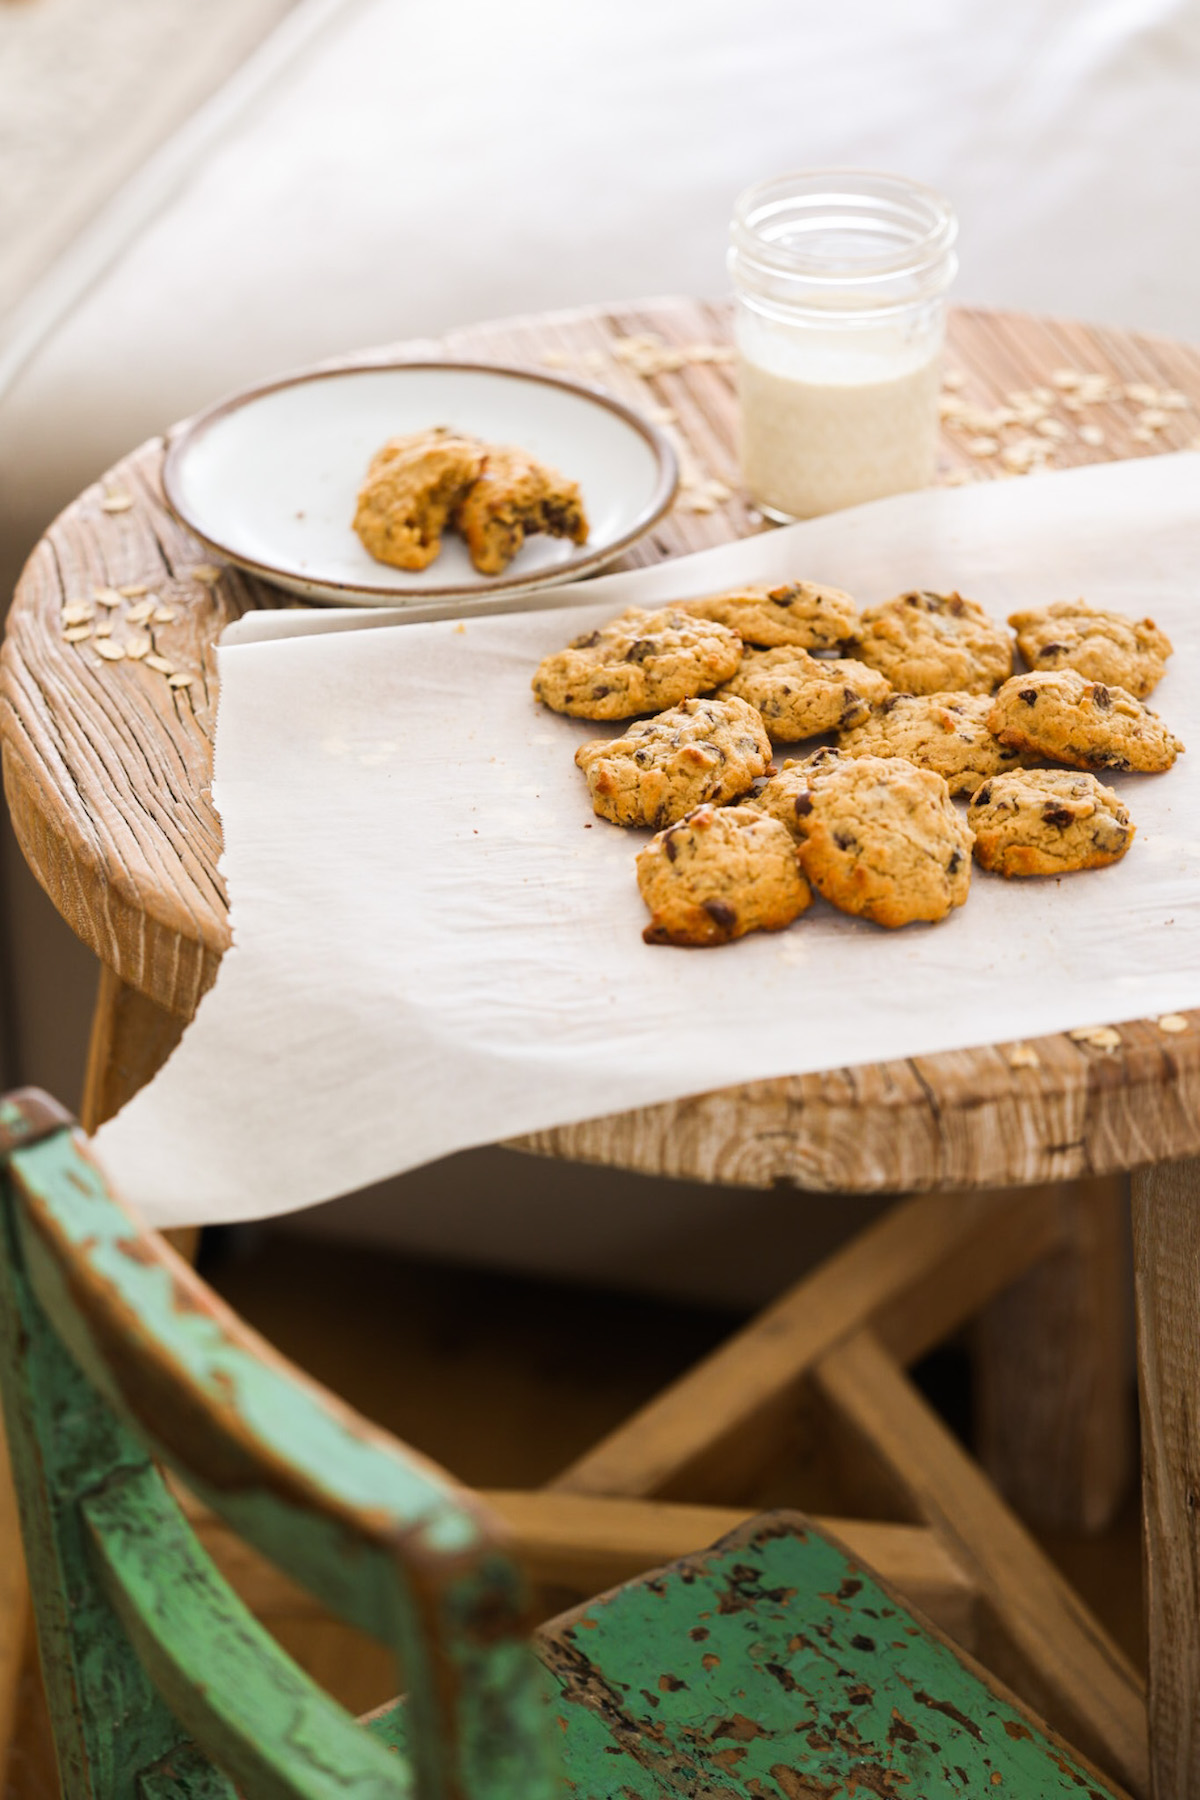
[96,456,1200,1227]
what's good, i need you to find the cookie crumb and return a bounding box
[1157,1013,1190,1034]
[1007,1043,1040,1069]
[100,492,133,514]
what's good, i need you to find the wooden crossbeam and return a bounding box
[813,1328,1147,1797]
[551,1186,1065,1503]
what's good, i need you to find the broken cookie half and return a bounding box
[353,428,589,576]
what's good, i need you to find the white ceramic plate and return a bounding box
[162,360,678,607]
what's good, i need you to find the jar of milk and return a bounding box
[729,170,958,521]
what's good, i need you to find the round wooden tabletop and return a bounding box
[4,298,1200,1191]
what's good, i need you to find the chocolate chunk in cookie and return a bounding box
[850,590,1013,694]
[1008,600,1173,698]
[719,647,891,740]
[753,750,846,838]
[455,444,588,575]
[636,803,811,946]
[353,428,485,570]
[532,607,743,720]
[786,753,974,927]
[838,690,1033,796]
[988,670,1184,772]
[969,769,1135,876]
[575,695,771,827]
[679,580,859,650]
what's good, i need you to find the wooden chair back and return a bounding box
[0,1089,559,1800]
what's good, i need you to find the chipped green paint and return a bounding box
[539,1517,1119,1800]
[0,1097,558,1800]
[0,1095,1125,1800]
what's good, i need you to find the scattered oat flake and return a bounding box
[93,639,126,662]
[1138,408,1169,431]
[1007,1043,1040,1069]
[168,672,195,688]
[1079,424,1106,447]
[647,406,677,425]
[92,619,113,638]
[1035,417,1069,440]
[579,349,606,372]
[1158,1013,1190,1034]
[1131,426,1156,444]
[1069,1025,1122,1053]
[124,600,155,625]
[145,654,175,675]
[93,586,123,607]
[63,625,92,643]
[541,350,572,368]
[683,493,717,514]
[190,564,222,584]
[61,603,94,626]
[101,492,133,514]
[966,435,1000,458]
[118,583,149,598]
[941,367,965,390]
[1160,391,1190,410]
[1030,386,1055,406]
[125,632,151,660]
[1051,369,1082,389]
[152,606,176,624]
[1124,381,1159,406]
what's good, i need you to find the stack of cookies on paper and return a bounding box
[531,584,1182,947]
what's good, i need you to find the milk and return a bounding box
[737,324,942,521]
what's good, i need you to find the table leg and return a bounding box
[1133,1158,1200,1800]
[976,1175,1134,1532]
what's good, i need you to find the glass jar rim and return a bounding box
[730,168,957,290]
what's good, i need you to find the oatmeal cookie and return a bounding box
[851,590,1013,694]
[1008,600,1173,698]
[575,696,771,828]
[532,607,743,720]
[838,690,1032,796]
[753,750,846,838]
[988,670,1184,772]
[454,444,588,575]
[719,647,891,740]
[679,580,859,650]
[786,753,974,927]
[353,428,485,570]
[968,770,1135,876]
[636,804,811,946]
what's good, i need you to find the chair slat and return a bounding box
[83,1464,412,1800]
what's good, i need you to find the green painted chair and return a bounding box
[0,1089,1125,1800]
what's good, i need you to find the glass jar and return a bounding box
[729,170,958,522]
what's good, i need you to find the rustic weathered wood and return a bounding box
[3,300,1200,1187]
[1,1092,1127,1800]
[812,1328,1147,1794]
[1132,1158,1200,1800]
[551,1185,1066,1502]
[80,962,186,1136]
[976,1174,1134,1532]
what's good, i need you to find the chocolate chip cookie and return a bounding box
[455,444,588,575]
[1008,600,1173,698]
[636,803,811,946]
[969,769,1135,876]
[532,607,743,720]
[353,428,485,570]
[753,750,845,838]
[786,753,974,927]
[718,647,891,740]
[988,670,1184,772]
[851,590,1013,694]
[575,695,771,827]
[838,690,1032,796]
[680,580,859,650]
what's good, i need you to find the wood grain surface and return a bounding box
[3,298,1199,1191]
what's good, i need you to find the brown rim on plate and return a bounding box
[161,357,681,602]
